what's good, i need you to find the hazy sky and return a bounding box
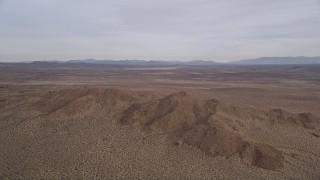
[1,0,320,62]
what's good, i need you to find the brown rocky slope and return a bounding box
[120,91,319,170]
[1,88,319,171]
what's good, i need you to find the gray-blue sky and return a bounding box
[0,0,320,62]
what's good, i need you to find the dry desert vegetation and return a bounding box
[0,63,320,179]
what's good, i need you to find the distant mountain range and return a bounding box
[64,57,320,65]
[31,59,221,66]
[229,56,320,65]
[3,56,320,65]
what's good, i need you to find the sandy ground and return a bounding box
[0,63,319,179]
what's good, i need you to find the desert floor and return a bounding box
[0,63,319,179]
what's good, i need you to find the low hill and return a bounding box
[1,88,319,174]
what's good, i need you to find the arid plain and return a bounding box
[0,63,320,179]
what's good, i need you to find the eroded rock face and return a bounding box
[251,144,285,170]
